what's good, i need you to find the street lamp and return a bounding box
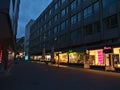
[54,37,61,67]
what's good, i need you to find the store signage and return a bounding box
[25,56,29,60]
[103,46,113,53]
[98,50,103,64]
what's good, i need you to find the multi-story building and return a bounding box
[24,19,34,59]
[29,0,120,71]
[0,0,20,69]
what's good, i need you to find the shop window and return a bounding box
[113,54,119,64]
[89,55,95,64]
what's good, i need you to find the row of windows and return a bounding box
[38,1,100,31]
[38,0,117,24]
[36,0,118,36]
[85,14,118,35]
[39,14,118,39]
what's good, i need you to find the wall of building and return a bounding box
[29,0,120,69]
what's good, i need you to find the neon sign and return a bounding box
[98,50,103,64]
[103,46,113,53]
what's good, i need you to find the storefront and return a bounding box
[69,52,84,64]
[88,47,120,70]
[113,47,120,68]
[54,52,68,64]
[89,49,104,66]
[54,51,84,64]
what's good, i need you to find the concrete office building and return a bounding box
[24,19,34,59]
[29,0,120,71]
[0,0,20,69]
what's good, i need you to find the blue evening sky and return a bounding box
[16,0,52,38]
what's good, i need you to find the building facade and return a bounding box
[0,0,20,69]
[29,0,120,71]
[24,19,34,58]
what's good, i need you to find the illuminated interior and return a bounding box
[89,49,104,65]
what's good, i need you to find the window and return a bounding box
[94,21,101,33]
[61,21,65,30]
[83,0,90,2]
[77,0,81,5]
[94,1,99,13]
[66,20,68,27]
[85,24,93,35]
[111,15,118,27]
[55,3,58,10]
[54,27,58,34]
[71,0,76,11]
[61,7,68,17]
[78,12,81,21]
[61,9,65,17]
[104,14,118,29]
[71,31,77,43]
[71,15,77,24]
[61,0,66,4]
[84,6,92,18]
[54,15,58,22]
[102,0,116,8]
[49,10,52,15]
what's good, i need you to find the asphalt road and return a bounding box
[0,61,120,90]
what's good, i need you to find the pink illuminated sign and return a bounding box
[98,50,103,64]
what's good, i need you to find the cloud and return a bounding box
[17,0,52,38]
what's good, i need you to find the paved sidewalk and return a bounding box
[48,63,120,74]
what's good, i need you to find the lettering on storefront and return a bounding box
[98,50,103,64]
[103,46,113,53]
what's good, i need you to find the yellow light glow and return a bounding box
[118,64,120,67]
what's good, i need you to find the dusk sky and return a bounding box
[16,0,52,38]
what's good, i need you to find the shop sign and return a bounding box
[98,50,103,64]
[68,50,73,54]
[103,46,113,53]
